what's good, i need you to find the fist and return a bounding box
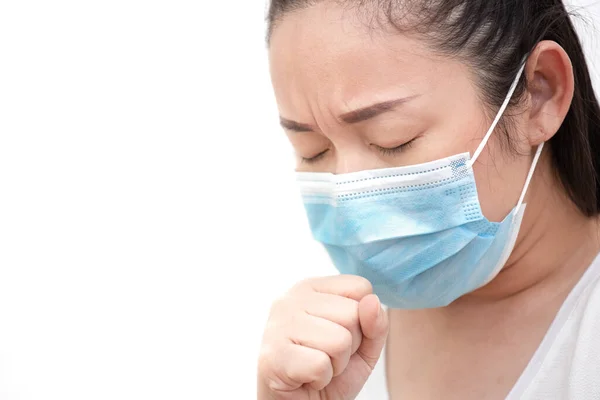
[257,275,389,400]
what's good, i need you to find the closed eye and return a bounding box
[374,138,416,156]
[300,149,329,164]
[300,137,416,164]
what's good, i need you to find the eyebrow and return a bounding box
[279,118,314,132]
[279,96,416,132]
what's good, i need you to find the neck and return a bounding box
[457,157,600,309]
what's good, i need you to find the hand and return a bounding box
[257,275,389,400]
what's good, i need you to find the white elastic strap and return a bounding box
[468,61,528,167]
[516,143,544,210]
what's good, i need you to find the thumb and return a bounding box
[356,294,388,369]
[321,294,389,400]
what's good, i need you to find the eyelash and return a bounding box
[375,139,415,156]
[301,149,329,164]
[300,138,416,164]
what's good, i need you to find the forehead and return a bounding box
[268,2,458,117]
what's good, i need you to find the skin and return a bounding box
[259,2,600,399]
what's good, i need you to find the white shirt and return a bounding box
[357,252,600,400]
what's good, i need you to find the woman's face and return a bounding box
[268,2,536,223]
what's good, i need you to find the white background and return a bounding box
[0,1,598,399]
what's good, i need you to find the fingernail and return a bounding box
[375,295,381,317]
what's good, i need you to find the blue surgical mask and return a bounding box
[297,62,544,309]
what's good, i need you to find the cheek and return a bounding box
[472,137,533,222]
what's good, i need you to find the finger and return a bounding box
[266,343,334,392]
[356,294,389,370]
[296,275,373,301]
[289,314,354,377]
[305,292,362,354]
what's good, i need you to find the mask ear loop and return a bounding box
[515,142,544,212]
[467,60,528,168]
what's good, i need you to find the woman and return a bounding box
[258,0,600,399]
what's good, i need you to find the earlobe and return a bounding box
[525,40,575,146]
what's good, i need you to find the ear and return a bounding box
[524,40,575,146]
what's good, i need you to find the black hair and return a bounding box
[266,0,600,216]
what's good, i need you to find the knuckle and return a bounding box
[353,275,373,294]
[269,295,288,315]
[265,376,287,393]
[262,318,289,344]
[342,301,360,327]
[266,303,307,339]
[330,327,353,358]
[258,344,297,392]
[291,277,315,292]
[311,351,333,379]
[268,295,299,323]
[257,344,277,378]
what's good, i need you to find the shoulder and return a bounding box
[514,254,600,399]
[566,255,600,336]
[549,265,600,398]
